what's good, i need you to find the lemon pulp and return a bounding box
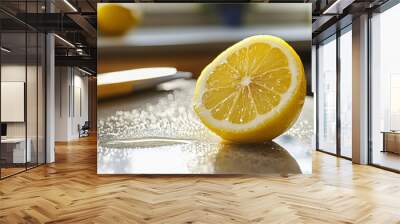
[193,35,306,143]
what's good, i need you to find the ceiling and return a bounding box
[309,0,391,43]
[0,0,97,73]
[1,0,395,73]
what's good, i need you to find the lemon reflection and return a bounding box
[215,141,301,175]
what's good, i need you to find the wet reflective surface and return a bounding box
[98,80,313,175]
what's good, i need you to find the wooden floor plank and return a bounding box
[1,135,400,224]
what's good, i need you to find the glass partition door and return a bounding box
[0,1,46,179]
[1,30,28,177]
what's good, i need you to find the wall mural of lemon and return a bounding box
[98,4,141,36]
[193,35,306,143]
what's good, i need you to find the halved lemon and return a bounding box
[193,35,306,143]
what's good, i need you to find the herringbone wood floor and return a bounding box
[1,135,400,224]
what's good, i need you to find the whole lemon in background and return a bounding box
[193,35,306,143]
[98,4,140,36]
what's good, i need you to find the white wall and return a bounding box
[55,66,69,141]
[75,70,89,123]
[46,33,56,163]
[1,65,29,138]
[54,67,89,141]
[1,82,25,122]
[1,63,46,163]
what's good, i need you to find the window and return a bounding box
[339,27,352,158]
[317,35,337,154]
[370,2,400,171]
[316,25,353,159]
